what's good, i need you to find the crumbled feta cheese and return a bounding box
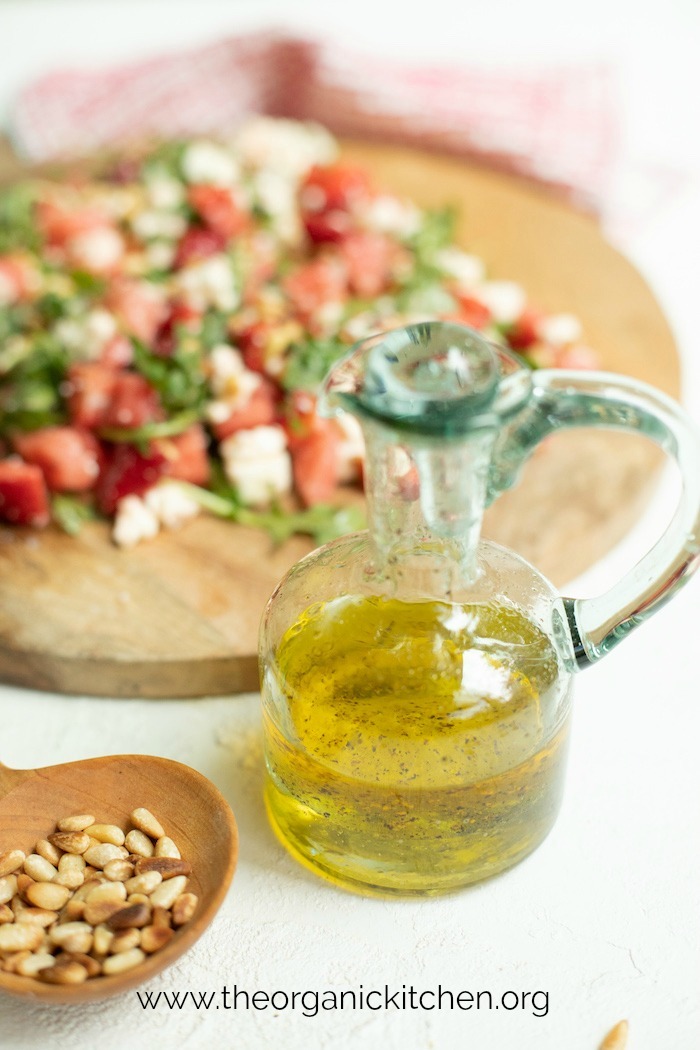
[205,344,261,413]
[68,227,124,274]
[112,495,160,548]
[145,241,177,271]
[434,248,485,288]
[232,117,337,178]
[361,195,421,238]
[475,280,527,325]
[175,255,239,312]
[335,411,365,482]
[131,209,186,242]
[220,424,292,507]
[54,307,118,359]
[181,141,240,187]
[253,170,301,244]
[536,313,583,347]
[145,176,185,210]
[144,481,200,530]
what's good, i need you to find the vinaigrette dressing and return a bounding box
[263,595,569,895]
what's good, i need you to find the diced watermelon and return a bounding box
[338,231,394,298]
[291,426,342,507]
[454,294,492,331]
[158,424,210,485]
[100,373,163,430]
[187,185,249,241]
[174,227,226,269]
[0,459,50,526]
[12,426,102,493]
[506,307,544,351]
[106,278,168,344]
[0,256,34,305]
[212,380,278,441]
[36,199,109,246]
[100,333,134,369]
[283,258,347,321]
[66,363,118,429]
[300,164,373,244]
[96,444,168,515]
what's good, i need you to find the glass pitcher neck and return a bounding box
[362,417,495,584]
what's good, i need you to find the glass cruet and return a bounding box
[259,322,700,897]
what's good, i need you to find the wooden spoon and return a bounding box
[0,754,238,1002]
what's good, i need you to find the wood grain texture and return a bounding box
[0,141,680,697]
[0,755,238,1002]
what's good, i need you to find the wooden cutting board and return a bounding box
[0,141,680,698]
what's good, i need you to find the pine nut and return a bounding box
[40,960,89,984]
[0,850,26,877]
[13,907,57,928]
[50,923,93,955]
[0,875,18,906]
[130,809,164,840]
[2,950,30,972]
[149,875,187,911]
[86,881,127,904]
[172,893,198,926]
[84,825,125,847]
[155,837,181,859]
[16,874,35,900]
[83,899,124,926]
[83,844,123,869]
[48,832,91,855]
[53,870,85,890]
[72,877,104,903]
[125,871,162,896]
[24,855,58,882]
[140,925,174,953]
[107,903,151,930]
[57,814,95,832]
[25,882,71,911]
[0,922,44,952]
[124,830,154,858]
[0,904,13,925]
[152,906,172,929]
[56,951,101,977]
[110,928,141,953]
[103,859,134,882]
[135,857,191,879]
[127,893,149,905]
[35,840,62,866]
[102,947,145,975]
[16,952,55,977]
[58,854,86,875]
[92,924,113,956]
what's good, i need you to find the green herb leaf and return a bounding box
[132,340,207,415]
[52,495,98,536]
[98,408,201,445]
[281,336,348,393]
[0,183,40,253]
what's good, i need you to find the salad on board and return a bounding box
[0,117,597,548]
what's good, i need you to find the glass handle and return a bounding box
[490,370,700,667]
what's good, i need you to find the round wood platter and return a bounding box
[0,141,680,698]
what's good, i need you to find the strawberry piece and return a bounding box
[300,165,373,244]
[506,307,544,351]
[0,459,50,526]
[12,426,102,493]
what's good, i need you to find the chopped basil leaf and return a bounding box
[282,336,348,393]
[132,341,207,415]
[52,495,98,536]
[98,408,202,444]
[0,183,40,253]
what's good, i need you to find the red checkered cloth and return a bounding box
[11,32,617,214]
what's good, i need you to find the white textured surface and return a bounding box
[0,2,699,1048]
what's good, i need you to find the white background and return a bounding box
[0,2,699,1048]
